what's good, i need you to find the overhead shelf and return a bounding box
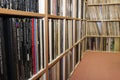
[48,14,82,20]
[48,14,66,19]
[87,3,120,6]
[0,8,45,18]
[87,19,120,22]
[87,35,120,38]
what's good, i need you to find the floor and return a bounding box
[70,51,120,80]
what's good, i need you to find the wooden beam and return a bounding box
[87,3,120,6]
[28,69,46,80]
[0,8,45,18]
[45,0,49,80]
[87,35,120,38]
[48,37,85,69]
[87,20,120,22]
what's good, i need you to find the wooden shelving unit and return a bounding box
[0,0,87,80]
[86,0,120,54]
[2,0,120,80]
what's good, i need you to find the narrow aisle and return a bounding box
[70,51,120,80]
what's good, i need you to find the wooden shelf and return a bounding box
[66,17,83,20]
[0,8,45,18]
[86,50,120,54]
[87,3,120,6]
[87,19,120,22]
[66,17,75,20]
[48,37,85,69]
[48,14,66,19]
[74,18,81,21]
[82,19,87,21]
[28,68,46,80]
[48,14,82,20]
[69,61,80,79]
[87,35,120,38]
[74,18,86,21]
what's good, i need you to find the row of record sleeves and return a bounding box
[87,5,120,20]
[0,0,84,18]
[87,22,120,36]
[87,37,120,51]
[0,17,83,80]
[0,17,45,80]
[0,0,39,12]
[48,0,83,18]
[48,19,83,80]
[87,0,120,5]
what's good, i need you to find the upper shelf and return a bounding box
[48,14,66,19]
[0,8,82,20]
[87,35,120,38]
[48,14,84,20]
[87,19,120,22]
[87,3,120,6]
[0,8,45,18]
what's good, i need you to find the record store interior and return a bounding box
[0,0,120,80]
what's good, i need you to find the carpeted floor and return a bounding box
[70,51,120,80]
